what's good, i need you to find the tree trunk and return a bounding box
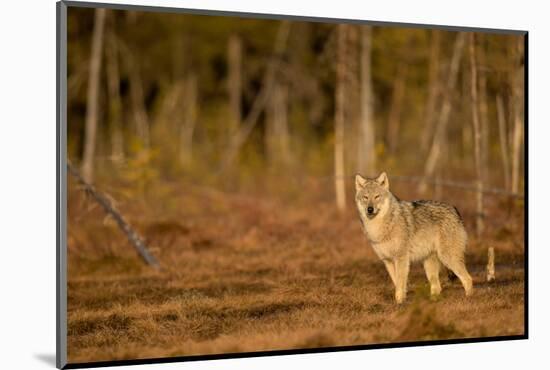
[357,26,376,176]
[105,28,124,164]
[421,30,441,149]
[477,36,490,187]
[469,33,484,237]
[418,33,466,193]
[334,24,348,212]
[266,81,291,167]
[81,8,106,183]
[387,63,407,155]
[496,95,511,191]
[434,127,448,199]
[172,33,186,81]
[227,34,242,136]
[276,83,292,167]
[511,37,524,195]
[511,106,524,194]
[180,75,198,166]
[221,21,291,172]
[120,44,151,151]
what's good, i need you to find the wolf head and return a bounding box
[355,172,391,220]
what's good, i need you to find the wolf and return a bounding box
[355,172,473,304]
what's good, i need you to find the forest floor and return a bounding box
[66,176,525,363]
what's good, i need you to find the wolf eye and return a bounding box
[363,195,369,201]
[374,195,380,200]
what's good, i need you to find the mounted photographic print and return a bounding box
[57,1,527,368]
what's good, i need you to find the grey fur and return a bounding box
[355,172,473,304]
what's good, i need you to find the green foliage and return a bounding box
[120,147,160,195]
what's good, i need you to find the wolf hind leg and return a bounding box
[423,254,441,296]
[437,251,473,296]
[382,259,396,288]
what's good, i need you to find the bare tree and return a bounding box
[221,21,291,171]
[266,81,291,167]
[477,36,490,187]
[511,37,524,194]
[180,75,198,166]
[469,33,484,237]
[81,8,106,183]
[171,32,187,81]
[386,63,407,154]
[128,55,150,150]
[418,33,466,193]
[105,24,124,164]
[357,25,376,176]
[335,24,348,212]
[421,30,441,149]
[227,34,242,136]
[434,126,448,199]
[496,95,511,191]
[118,39,151,151]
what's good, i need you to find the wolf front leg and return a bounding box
[394,256,410,304]
[382,259,397,287]
[423,255,442,297]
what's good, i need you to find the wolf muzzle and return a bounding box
[366,206,377,219]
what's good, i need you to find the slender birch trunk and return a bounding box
[81,8,106,183]
[511,107,524,194]
[469,33,484,237]
[387,63,407,154]
[227,34,242,136]
[477,36,490,187]
[276,84,292,167]
[118,39,150,151]
[461,67,471,159]
[172,33,185,81]
[128,58,150,150]
[180,75,198,166]
[418,33,466,193]
[266,81,291,167]
[334,24,347,212]
[357,26,376,176]
[421,30,441,149]
[434,127,448,199]
[105,29,124,164]
[221,21,290,171]
[496,95,511,191]
[511,37,524,194]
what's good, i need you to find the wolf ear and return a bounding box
[355,174,368,191]
[376,172,389,190]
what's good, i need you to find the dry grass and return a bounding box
[67,177,525,363]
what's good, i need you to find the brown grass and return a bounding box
[67,177,525,363]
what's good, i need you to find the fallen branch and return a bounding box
[67,162,160,269]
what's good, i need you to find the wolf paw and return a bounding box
[395,292,406,304]
[430,286,442,296]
